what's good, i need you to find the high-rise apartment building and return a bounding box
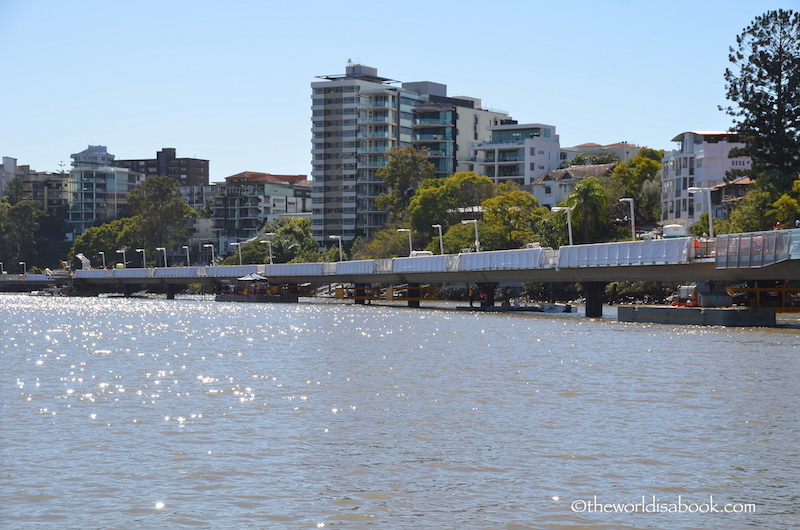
[661,131,751,227]
[311,62,513,244]
[115,148,209,186]
[67,145,143,237]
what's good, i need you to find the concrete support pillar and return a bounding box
[476,282,498,308]
[122,284,133,298]
[354,283,368,305]
[582,281,607,318]
[407,283,420,308]
[166,284,176,300]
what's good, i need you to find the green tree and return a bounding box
[563,153,588,167]
[126,175,196,254]
[770,177,800,226]
[196,198,214,218]
[220,217,320,265]
[69,217,140,267]
[350,225,412,259]
[565,177,609,243]
[375,146,436,221]
[481,190,546,248]
[722,9,800,192]
[727,189,776,232]
[409,171,496,242]
[607,152,663,224]
[2,177,25,205]
[0,200,44,270]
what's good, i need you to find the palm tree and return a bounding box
[565,177,608,243]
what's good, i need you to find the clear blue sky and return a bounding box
[0,0,786,183]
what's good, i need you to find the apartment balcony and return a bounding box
[360,115,390,124]
[359,101,393,109]
[473,140,524,149]
[423,150,452,158]
[357,147,389,154]
[414,134,443,141]
[357,131,392,139]
[412,119,453,126]
[497,156,525,163]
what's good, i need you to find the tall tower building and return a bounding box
[311,62,425,243]
[311,62,512,244]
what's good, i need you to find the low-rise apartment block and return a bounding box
[115,147,209,187]
[661,131,751,227]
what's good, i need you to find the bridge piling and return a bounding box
[407,283,420,308]
[166,284,176,300]
[582,282,607,318]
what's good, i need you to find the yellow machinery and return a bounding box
[726,285,800,312]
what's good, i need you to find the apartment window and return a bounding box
[544,186,552,194]
[530,147,536,156]
[543,129,551,138]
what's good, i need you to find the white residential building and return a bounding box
[468,123,562,187]
[661,131,751,227]
[67,145,143,237]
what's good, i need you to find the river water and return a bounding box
[1,294,798,529]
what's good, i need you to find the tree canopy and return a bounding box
[565,177,609,243]
[722,9,800,192]
[375,146,436,221]
[408,171,496,238]
[606,150,664,225]
[0,200,44,271]
[126,175,196,252]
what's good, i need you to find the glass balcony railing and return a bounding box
[413,119,452,126]
[357,131,391,138]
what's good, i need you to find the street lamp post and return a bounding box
[116,249,127,268]
[460,220,480,252]
[619,197,635,241]
[155,247,168,267]
[552,207,574,246]
[688,186,714,238]
[19,261,26,275]
[182,245,190,266]
[259,240,274,264]
[0,262,3,273]
[98,251,106,269]
[397,229,413,256]
[328,235,343,261]
[203,244,215,264]
[230,242,242,265]
[432,224,444,255]
[136,248,146,268]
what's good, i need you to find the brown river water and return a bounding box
[1,294,798,529]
